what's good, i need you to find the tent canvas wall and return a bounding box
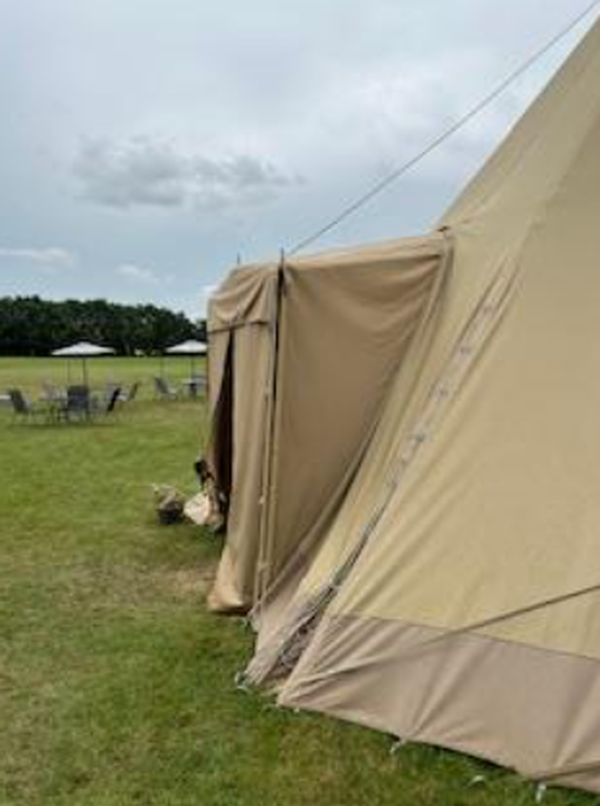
[206,235,450,612]
[204,17,600,794]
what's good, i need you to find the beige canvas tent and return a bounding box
[205,18,600,793]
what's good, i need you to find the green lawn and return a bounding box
[0,358,596,806]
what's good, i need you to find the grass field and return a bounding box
[0,358,596,806]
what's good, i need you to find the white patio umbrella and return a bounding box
[165,339,207,377]
[51,341,115,386]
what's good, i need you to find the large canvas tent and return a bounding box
[204,18,600,793]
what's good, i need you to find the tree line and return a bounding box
[0,296,207,356]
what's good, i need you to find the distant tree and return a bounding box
[0,296,206,356]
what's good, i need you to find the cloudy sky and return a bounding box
[0,1,597,318]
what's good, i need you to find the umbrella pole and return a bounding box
[83,357,88,387]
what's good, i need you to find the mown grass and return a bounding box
[0,358,597,805]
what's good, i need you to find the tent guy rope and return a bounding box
[287,0,600,256]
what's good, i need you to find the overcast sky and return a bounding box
[0,1,597,318]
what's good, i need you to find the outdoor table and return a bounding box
[50,388,102,421]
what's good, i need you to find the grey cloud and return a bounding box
[73,138,301,211]
[0,246,76,268]
[1,0,594,307]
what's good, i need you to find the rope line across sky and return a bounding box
[286,0,600,257]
